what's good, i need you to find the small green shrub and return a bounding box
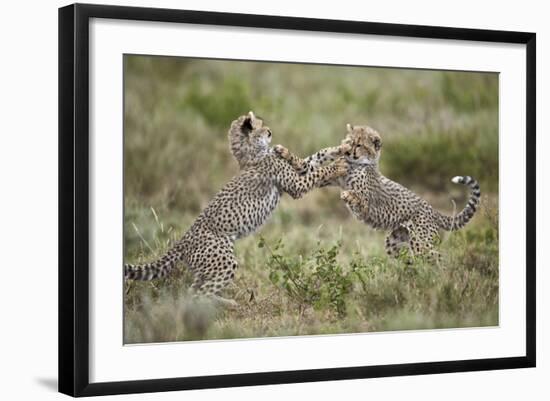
[260,237,352,318]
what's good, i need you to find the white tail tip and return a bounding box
[451,176,462,184]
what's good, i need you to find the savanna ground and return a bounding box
[123,55,499,343]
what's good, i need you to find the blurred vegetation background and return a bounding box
[124,55,499,343]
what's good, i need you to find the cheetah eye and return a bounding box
[373,138,381,150]
[267,129,272,138]
[346,144,357,156]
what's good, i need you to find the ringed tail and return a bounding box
[124,245,182,281]
[438,175,481,231]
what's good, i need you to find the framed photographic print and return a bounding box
[58,3,536,397]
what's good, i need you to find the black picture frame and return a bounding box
[58,3,536,397]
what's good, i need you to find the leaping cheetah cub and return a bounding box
[275,124,480,260]
[124,112,347,307]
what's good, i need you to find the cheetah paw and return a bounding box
[273,144,290,159]
[340,190,359,204]
[338,142,352,155]
[332,158,349,177]
[212,295,239,310]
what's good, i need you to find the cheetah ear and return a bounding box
[242,111,255,133]
[346,123,354,133]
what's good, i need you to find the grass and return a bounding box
[123,55,499,343]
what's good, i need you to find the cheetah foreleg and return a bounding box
[273,145,308,173]
[274,143,351,175]
[278,158,348,199]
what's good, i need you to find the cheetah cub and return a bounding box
[275,124,480,260]
[125,112,347,307]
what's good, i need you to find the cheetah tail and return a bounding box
[438,175,481,231]
[124,246,180,281]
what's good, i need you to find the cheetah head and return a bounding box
[229,111,273,167]
[241,111,273,150]
[341,124,382,165]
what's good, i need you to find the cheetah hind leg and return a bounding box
[385,225,413,264]
[190,261,239,310]
[410,228,442,264]
[191,277,239,309]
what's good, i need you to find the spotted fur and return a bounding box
[275,124,481,260]
[124,112,347,306]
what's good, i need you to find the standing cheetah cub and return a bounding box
[275,124,480,260]
[125,112,347,306]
